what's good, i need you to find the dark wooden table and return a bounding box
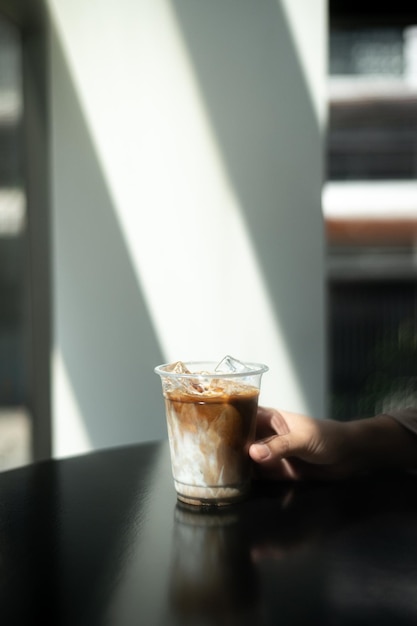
[0,440,416,625]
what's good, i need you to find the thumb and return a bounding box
[249,432,299,463]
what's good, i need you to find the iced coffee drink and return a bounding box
[155,357,268,506]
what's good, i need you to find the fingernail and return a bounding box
[252,443,271,461]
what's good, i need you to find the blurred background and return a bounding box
[325,1,417,421]
[0,12,31,469]
[0,0,417,470]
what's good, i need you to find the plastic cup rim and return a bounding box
[154,361,269,379]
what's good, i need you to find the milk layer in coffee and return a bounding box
[164,376,259,505]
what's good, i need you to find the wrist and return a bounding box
[343,417,384,474]
[345,414,417,474]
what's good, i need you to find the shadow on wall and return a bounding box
[52,0,325,454]
[170,0,324,415]
[51,25,165,450]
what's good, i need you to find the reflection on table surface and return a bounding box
[0,442,415,625]
[163,474,417,626]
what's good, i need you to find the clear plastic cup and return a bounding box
[154,359,268,507]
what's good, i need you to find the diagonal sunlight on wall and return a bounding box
[52,348,91,456]
[50,26,165,457]
[47,0,313,412]
[167,0,326,416]
[281,0,328,128]
[48,1,327,459]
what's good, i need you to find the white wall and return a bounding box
[48,0,327,458]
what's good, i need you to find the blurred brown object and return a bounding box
[326,217,417,246]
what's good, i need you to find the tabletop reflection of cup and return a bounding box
[168,505,258,623]
[154,356,268,507]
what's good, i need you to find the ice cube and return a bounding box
[215,355,251,373]
[166,361,192,374]
[164,361,206,395]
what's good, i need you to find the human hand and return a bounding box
[249,407,355,480]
